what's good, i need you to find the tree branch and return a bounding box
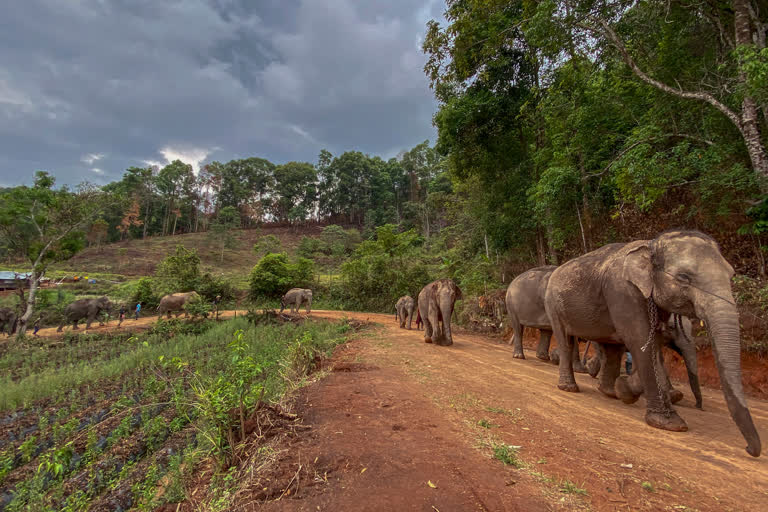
[588,18,744,133]
[583,133,715,180]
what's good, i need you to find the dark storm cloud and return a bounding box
[0,0,443,187]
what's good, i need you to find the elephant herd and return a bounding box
[396,230,761,458]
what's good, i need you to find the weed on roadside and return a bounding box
[559,479,587,495]
[642,481,656,492]
[493,444,523,468]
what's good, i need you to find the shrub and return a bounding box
[248,253,315,300]
[156,245,201,292]
[133,277,158,309]
[196,272,236,302]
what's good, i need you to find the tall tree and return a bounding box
[272,162,317,223]
[0,172,110,335]
[207,206,240,262]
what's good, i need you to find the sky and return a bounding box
[0,0,444,187]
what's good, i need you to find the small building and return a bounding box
[0,271,32,290]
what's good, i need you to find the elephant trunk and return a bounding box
[701,300,761,457]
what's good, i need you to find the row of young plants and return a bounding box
[0,315,352,511]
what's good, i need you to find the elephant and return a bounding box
[395,295,416,329]
[505,266,588,372]
[0,307,17,335]
[157,291,200,319]
[57,296,113,332]
[588,315,703,409]
[280,288,312,314]
[417,279,462,346]
[544,230,761,457]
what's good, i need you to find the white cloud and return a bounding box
[142,146,212,174]
[90,167,104,175]
[81,153,105,165]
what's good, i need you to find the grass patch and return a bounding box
[477,418,496,429]
[492,444,523,468]
[559,479,587,495]
[642,481,656,492]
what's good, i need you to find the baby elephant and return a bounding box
[395,295,416,329]
[280,288,313,314]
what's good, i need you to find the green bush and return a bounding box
[196,272,236,302]
[248,253,315,300]
[156,245,201,292]
[338,225,432,311]
[133,277,158,309]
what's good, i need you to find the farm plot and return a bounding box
[0,316,352,511]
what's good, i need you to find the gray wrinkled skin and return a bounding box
[544,230,760,457]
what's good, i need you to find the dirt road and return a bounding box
[17,310,768,510]
[295,311,767,512]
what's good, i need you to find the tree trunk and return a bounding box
[143,201,150,239]
[17,271,39,336]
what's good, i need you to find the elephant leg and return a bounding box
[634,342,687,431]
[57,324,64,333]
[511,320,525,359]
[586,342,603,378]
[596,344,622,398]
[72,319,79,330]
[85,318,92,330]
[422,305,434,343]
[438,295,454,346]
[428,303,442,344]
[552,321,578,393]
[572,339,587,374]
[656,349,683,404]
[536,330,552,361]
[407,310,413,330]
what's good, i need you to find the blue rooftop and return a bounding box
[0,271,32,280]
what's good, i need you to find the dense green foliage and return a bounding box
[248,253,315,300]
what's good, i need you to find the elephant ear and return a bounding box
[623,244,653,299]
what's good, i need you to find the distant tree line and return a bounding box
[87,141,447,244]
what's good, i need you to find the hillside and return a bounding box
[58,225,325,277]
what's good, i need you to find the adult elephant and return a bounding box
[395,295,415,329]
[0,307,17,335]
[544,230,760,457]
[418,279,462,346]
[157,291,200,319]
[505,266,588,373]
[589,315,703,409]
[280,288,312,314]
[57,296,113,332]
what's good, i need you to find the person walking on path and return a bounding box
[134,302,141,321]
[117,305,126,327]
[33,316,41,337]
[213,295,221,320]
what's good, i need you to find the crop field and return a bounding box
[0,315,353,511]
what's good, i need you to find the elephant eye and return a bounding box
[675,273,692,284]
